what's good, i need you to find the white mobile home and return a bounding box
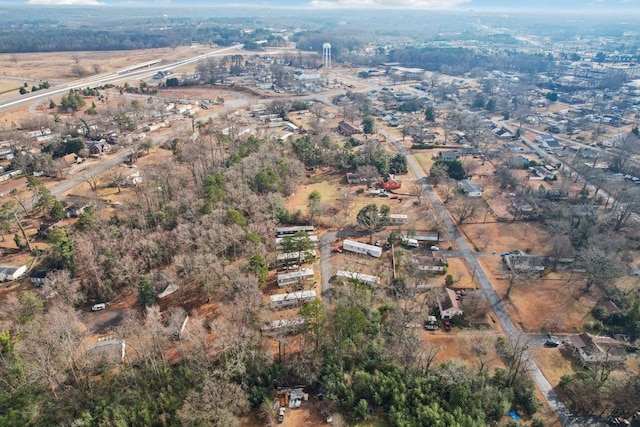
[276,250,316,265]
[335,270,381,286]
[342,239,382,258]
[260,318,305,336]
[277,268,315,287]
[276,226,314,236]
[0,265,27,282]
[270,290,317,310]
[389,214,408,225]
[276,235,318,250]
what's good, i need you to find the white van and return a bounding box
[404,238,419,248]
[91,303,106,311]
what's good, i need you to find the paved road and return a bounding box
[381,130,574,424]
[0,44,247,114]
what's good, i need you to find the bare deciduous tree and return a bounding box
[449,196,482,225]
[577,246,623,293]
[177,372,249,427]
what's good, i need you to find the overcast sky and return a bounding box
[11,0,640,10]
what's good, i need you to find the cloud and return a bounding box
[308,0,471,8]
[26,0,104,4]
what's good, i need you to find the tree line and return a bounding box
[0,24,284,53]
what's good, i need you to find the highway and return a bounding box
[0,44,248,114]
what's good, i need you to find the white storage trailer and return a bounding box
[342,239,382,258]
[270,290,317,309]
[335,270,381,286]
[277,268,315,287]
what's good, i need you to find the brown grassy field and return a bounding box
[283,169,437,232]
[479,257,601,333]
[0,46,198,85]
[0,79,23,95]
[461,221,551,254]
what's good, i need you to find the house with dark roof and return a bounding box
[30,270,54,287]
[438,288,463,320]
[569,333,627,365]
[493,127,513,139]
[338,121,361,136]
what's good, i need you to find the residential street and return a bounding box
[382,131,575,424]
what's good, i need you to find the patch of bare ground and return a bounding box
[284,170,438,233]
[461,221,551,255]
[418,329,507,369]
[240,398,331,427]
[530,346,581,389]
[480,257,601,333]
[329,247,393,284]
[443,257,478,289]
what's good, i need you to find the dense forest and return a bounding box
[0,25,286,53]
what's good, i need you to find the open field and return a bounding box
[0,46,200,86]
[0,79,23,95]
[418,329,506,368]
[461,221,552,255]
[480,257,601,333]
[283,171,435,231]
[444,257,477,288]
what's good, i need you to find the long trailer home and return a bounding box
[270,290,317,310]
[335,270,381,286]
[276,250,316,266]
[276,226,315,237]
[342,239,382,258]
[276,235,318,250]
[276,268,315,287]
[260,318,306,336]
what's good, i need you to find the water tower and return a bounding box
[322,43,331,69]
